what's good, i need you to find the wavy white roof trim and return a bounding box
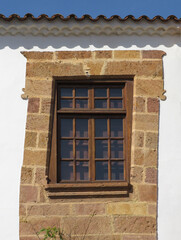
[0,20,180,36]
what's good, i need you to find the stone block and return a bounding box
[57,51,92,59]
[131,166,143,183]
[72,203,106,215]
[147,98,159,113]
[135,80,163,97]
[19,204,26,216]
[23,150,47,166]
[62,216,112,235]
[20,186,38,203]
[35,167,47,185]
[133,149,144,165]
[133,97,146,112]
[142,50,165,59]
[132,131,144,147]
[107,203,147,216]
[148,204,157,216]
[38,132,49,149]
[25,131,37,148]
[134,114,158,131]
[28,98,40,113]
[123,235,156,240]
[114,51,141,59]
[26,114,49,131]
[27,204,70,216]
[113,216,156,233]
[20,217,60,235]
[145,132,158,149]
[86,62,104,75]
[145,168,157,184]
[41,98,52,114]
[22,51,54,60]
[26,62,84,77]
[138,185,157,202]
[144,149,157,167]
[26,79,52,96]
[21,167,33,184]
[105,61,163,78]
[95,51,112,58]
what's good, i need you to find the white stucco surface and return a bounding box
[0,34,181,240]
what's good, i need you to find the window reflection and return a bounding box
[111,140,123,159]
[76,140,88,159]
[95,119,108,137]
[111,161,124,180]
[96,161,108,180]
[60,119,73,137]
[76,119,88,137]
[95,140,108,158]
[61,140,73,159]
[76,161,89,180]
[61,161,73,181]
[110,119,123,137]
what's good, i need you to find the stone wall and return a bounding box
[19,50,165,240]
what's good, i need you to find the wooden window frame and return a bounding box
[46,76,133,197]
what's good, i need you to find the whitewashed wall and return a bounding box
[0,34,181,240]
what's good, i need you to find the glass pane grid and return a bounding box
[94,117,125,181]
[59,87,89,109]
[58,85,126,183]
[59,117,89,181]
[94,87,124,109]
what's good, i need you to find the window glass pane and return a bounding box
[110,100,123,108]
[76,99,88,108]
[95,140,108,158]
[61,140,73,159]
[61,88,73,97]
[110,119,123,137]
[76,140,88,159]
[95,119,108,137]
[95,88,107,97]
[76,119,88,137]
[61,161,73,181]
[96,161,108,180]
[61,99,73,108]
[110,88,122,97]
[76,161,89,180]
[111,161,124,180]
[111,140,123,158]
[75,88,88,97]
[60,119,73,137]
[95,100,107,108]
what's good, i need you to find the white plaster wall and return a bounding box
[0,34,181,240]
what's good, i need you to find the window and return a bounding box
[48,77,133,195]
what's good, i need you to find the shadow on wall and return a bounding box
[0,34,180,50]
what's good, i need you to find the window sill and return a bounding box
[45,182,132,198]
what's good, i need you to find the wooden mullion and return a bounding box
[61,96,74,99]
[108,118,111,181]
[92,118,95,180]
[57,110,127,114]
[94,97,108,99]
[95,158,109,161]
[75,97,89,99]
[107,88,110,109]
[88,118,92,181]
[73,88,75,108]
[73,118,76,181]
[111,96,123,99]
[49,88,58,183]
[124,81,133,183]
